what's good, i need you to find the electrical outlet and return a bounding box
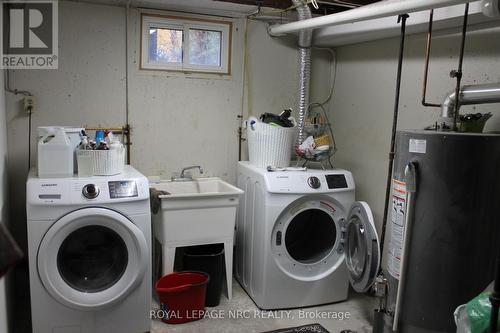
[23,96,34,113]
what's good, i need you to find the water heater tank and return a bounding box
[385,130,500,333]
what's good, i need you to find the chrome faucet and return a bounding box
[172,165,204,181]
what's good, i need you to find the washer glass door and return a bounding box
[345,201,380,293]
[57,225,128,293]
[37,207,148,310]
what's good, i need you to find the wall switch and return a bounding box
[23,96,34,113]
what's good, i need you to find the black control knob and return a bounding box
[82,184,99,199]
[307,176,321,189]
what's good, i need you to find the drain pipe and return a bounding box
[292,0,313,146]
[441,83,500,118]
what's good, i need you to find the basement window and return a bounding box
[141,14,232,74]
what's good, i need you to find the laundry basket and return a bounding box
[76,147,125,176]
[246,116,297,168]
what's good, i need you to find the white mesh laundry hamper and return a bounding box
[246,116,297,168]
[76,147,125,176]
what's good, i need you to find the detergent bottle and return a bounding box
[37,127,74,177]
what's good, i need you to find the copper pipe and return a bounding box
[421,9,441,108]
[85,127,124,131]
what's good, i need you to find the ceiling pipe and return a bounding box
[441,83,500,118]
[268,0,472,36]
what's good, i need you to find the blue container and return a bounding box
[95,130,105,143]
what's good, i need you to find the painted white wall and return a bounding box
[6,2,330,184]
[127,9,245,181]
[3,0,333,210]
[329,24,500,235]
[0,69,8,333]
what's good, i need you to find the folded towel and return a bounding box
[0,223,23,278]
[149,188,169,214]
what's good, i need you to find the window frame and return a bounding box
[141,13,232,75]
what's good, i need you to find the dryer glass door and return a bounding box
[37,207,148,311]
[272,198,344,281]
[346,201,380,293]
[285,208,337,264]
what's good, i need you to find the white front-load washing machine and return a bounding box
[26,166,151,333]
[236,161,380,309]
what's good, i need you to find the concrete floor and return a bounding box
[151,279,377,333]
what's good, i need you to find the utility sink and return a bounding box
[152,177,244,210]
[150,177,243,300]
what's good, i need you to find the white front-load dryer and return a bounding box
[235,161,380,309]
[26,166,151,333]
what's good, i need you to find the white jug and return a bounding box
[37,126,83,173]
[37,127,74,178]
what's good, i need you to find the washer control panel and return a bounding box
[108,180,138,199]
[82,184,99,199]
[26,166,150,205]
[307,176,321,189]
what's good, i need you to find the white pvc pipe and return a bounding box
[268,0,472,36]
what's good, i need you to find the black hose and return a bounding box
[452,3,469,131]
[379,13,409,269]
[28,110,32,171]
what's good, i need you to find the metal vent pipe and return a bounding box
[292,0,313,146]
[441,83,500,118]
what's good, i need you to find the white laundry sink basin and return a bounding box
[150,177,243,245]
[152,178,243,209]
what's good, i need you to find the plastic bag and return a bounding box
[466,290,500,333]
[455,282,500,333]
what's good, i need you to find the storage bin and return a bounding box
[37,127,74,178]
[246,116,297,168]
[76,147,125,176]
[155,272,209,324]
[184,244,224,307]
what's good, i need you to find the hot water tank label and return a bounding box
[388,179,407,280]
[409,139,427,154]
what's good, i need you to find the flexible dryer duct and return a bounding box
[292,0,312,146]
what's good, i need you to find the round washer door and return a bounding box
[346,201,380,293]
[37,207,148,311]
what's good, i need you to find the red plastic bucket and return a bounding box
[155,271,210,324]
